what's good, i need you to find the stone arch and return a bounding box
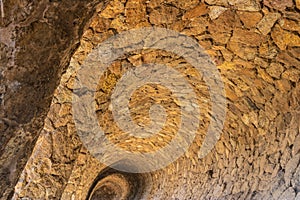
[1,0,300,199]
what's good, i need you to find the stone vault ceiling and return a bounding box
[0,0,300,199]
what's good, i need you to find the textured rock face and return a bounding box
[0,0,104,198]
[1,0,300,199]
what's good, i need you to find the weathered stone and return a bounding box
[208,10,242,33]
[231,28,264,46]
[3,0,300,200]
[209,6,228,20]
[149,6,179,25]
[266,63,284,79]
[125,0,146,27]
[205,0,228,6]
[278,187,296,199]
[228,0,261,11]
[276,51,300,68]
[263,0,293,10]
[182,3,208,20]
[257,13,281,35]
[279,19,300,33]
[170,0,199,10]
[99,0,125,18]
[271,25,300,50]
[228,41,257,60]
[211,32,231,44]
[254,57,268,68]
[259,42,278,59]
[237,11,262,28]
[182,17,207,36]
[282,68,300,82]
[297,0,300,9]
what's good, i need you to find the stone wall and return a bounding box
[1,0,300,199]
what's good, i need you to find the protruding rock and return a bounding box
[237,11,262,28]
[231,28,264,46]
[266,63,284,79]
[208,6,228,20]
[279,19,300,33]
[263,0,293,10]
[257,13,281,35]
[182,3,208,20]
[205,0,228,6]
[271,25,300,50]
[228,0,261,11]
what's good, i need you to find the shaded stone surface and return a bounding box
[1,0,300,199]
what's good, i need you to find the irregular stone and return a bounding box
[228,0,261,11]
[292,135,300,156]
[211,32,231,44]
[221,48,234,61]
[257,67,274,83]
[182,3,208,20]
[182,18,207,36]
[257,13,281,35]
[228,41,257,60]
[205,0,228,6]
[209,6,228,20]
[283,11,300,21]
[282,68,300,82]
[99,0,125,18]
[276,51,300,68]
[254,57,268,68]
[171,0,199,10]
[271,25,300,50]
[237,11,262,28]
[208,10,242,33]
[279,19,300,33]
[297,0,300,9]
[259,42,278,59]
[275,79,291,92]
[89,16,111,33]
[263,0,293,10]
[266,63,284,79]
[231,28,264,46]
[149,6,179,25]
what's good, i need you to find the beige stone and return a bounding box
[279,18,300,33]
[209,6,228,20]
[266,63,284,79]
[257,13,281,35]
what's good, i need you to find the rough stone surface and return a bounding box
[1,0,300,199]
[263,0,294,10]
[257,13,281,35]
[0,0,105,198]
[237,11,263,28]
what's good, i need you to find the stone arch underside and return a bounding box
[1,0,300,199]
